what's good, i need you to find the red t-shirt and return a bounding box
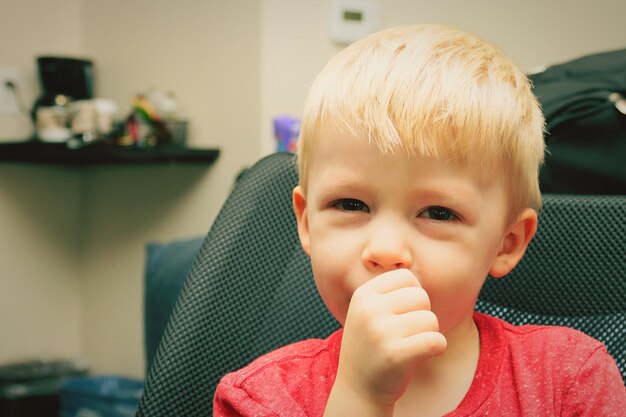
[214,313,625,416]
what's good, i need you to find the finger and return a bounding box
[391,310,440,338]
[399,331,447,360]
[363,269,422,294]
[382,286,431,314]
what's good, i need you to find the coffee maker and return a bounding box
[34,56,93,107]
[31,56,94,141]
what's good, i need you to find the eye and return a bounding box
[331,198,369,212]
[418,206,459,221]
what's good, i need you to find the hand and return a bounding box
[332,269,447,411]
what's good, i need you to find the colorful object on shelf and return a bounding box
[273,115,300,153]
[119,92,186,147]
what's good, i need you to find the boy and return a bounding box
[214,24,625,416]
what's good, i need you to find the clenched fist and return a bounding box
[328,269,447,415]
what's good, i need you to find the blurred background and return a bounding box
[0,0,624,383]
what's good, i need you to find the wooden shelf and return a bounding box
[0,141,220,166]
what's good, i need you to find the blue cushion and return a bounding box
[144,237,204,373]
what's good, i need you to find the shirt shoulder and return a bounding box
[498,314,603,348]
[214,330,342,417]
[461,313,626,417]
[480,313,612,386]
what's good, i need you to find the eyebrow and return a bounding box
[413,187,475,202]
[314,166,483,209]
[319,176,477,201]
[315,176,370,197]
[310,172,372,200]
[410,187,483,218]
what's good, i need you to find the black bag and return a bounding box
[529,49,626,194]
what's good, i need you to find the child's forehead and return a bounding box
[313,120,493,167]
[311,123,502,187]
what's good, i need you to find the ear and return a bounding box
[490,208,538,278]
[292,185,311,256]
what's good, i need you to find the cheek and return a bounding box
[309,246,351,324]
[422,245,495,281]
[311,269,350,325]
[418,243,496,315]
[422,259,481,299]
[420,226,501,279]
[309,229,366,324]
[309,227,360,281]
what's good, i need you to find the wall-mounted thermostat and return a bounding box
[330,0,381,45]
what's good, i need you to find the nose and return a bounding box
[362,222,413,272]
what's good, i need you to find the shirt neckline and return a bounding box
[328,312,506,415]
[446,312,506,415]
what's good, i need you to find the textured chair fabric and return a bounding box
[144,237,204,373]
[136,152,625,417]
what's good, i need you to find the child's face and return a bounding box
[294,125,513,335]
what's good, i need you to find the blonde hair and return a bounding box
[297,24,545,223]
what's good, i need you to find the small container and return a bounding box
[0,359,89,417]
[273,115,300,153]
[164,120,188,145]
[59,375,144,417]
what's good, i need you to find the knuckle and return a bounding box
[351,284,368,300]
[420,332,446,356]
[421,310,439,331]
[386,268,417,285]
[350,287,374,310]
[415,288,431,309]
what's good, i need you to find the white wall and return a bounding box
[259,0,626,154]
[78,0,261,377]
[0,0,83,364]
[0,164,83,363]
[1,0,624,378]
[0,0,82,141]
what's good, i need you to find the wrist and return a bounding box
[324,378,396,417]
